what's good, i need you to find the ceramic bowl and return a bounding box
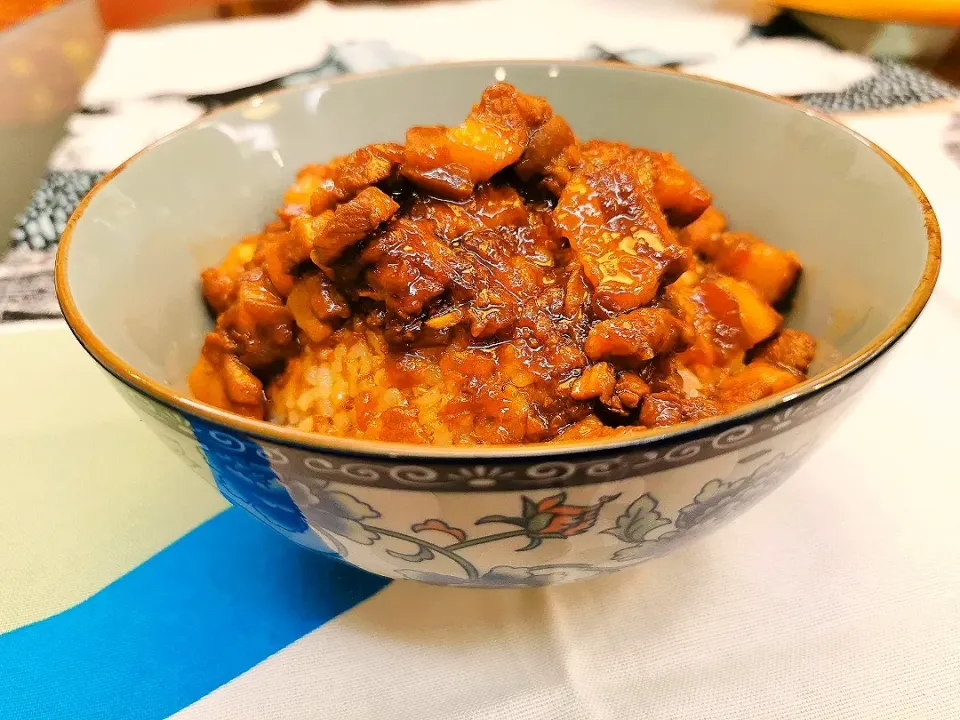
[56,62,940,588]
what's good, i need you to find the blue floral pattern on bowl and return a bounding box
[190,417,309,537]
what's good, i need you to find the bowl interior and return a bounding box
[62,62,930,412]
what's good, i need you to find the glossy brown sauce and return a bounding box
[190,82,815,445]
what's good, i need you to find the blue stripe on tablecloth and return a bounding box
[0,508,390,720]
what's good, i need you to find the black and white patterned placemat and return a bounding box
[800,58,959,113]
[2,39,957,324]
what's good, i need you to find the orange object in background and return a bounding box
[0,0,307,31]
[95,0,306,29]
[0,1,69,31]
[774,0,960,25]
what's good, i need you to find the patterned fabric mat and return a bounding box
[800,58,959,112]
[1,38,957,323]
